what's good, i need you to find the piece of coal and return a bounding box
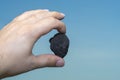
[49,33,69,58]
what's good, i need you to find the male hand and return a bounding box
[0,9,66,78]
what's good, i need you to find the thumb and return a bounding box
[31,54,65,68]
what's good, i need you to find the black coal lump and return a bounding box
[49,33,69,58]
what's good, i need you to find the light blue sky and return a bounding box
[0,0,120,80]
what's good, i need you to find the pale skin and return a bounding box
[0,9,66,79]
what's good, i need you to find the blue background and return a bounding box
[0,0,120,80]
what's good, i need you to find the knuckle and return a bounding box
[24,10,33,14]
[52,11,59,15]
[23,10,34,15]
[47,17,57,22]
[23,11,30,14]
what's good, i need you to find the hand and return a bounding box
[0,9,66,79]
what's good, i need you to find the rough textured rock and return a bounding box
[49,33,69,58]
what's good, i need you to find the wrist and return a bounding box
[0,52,6,79]
[0,53,4,73]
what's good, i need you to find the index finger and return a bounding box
[29,17,66,41]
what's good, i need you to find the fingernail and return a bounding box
[61,13,65,16]
[56,59,64,67]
